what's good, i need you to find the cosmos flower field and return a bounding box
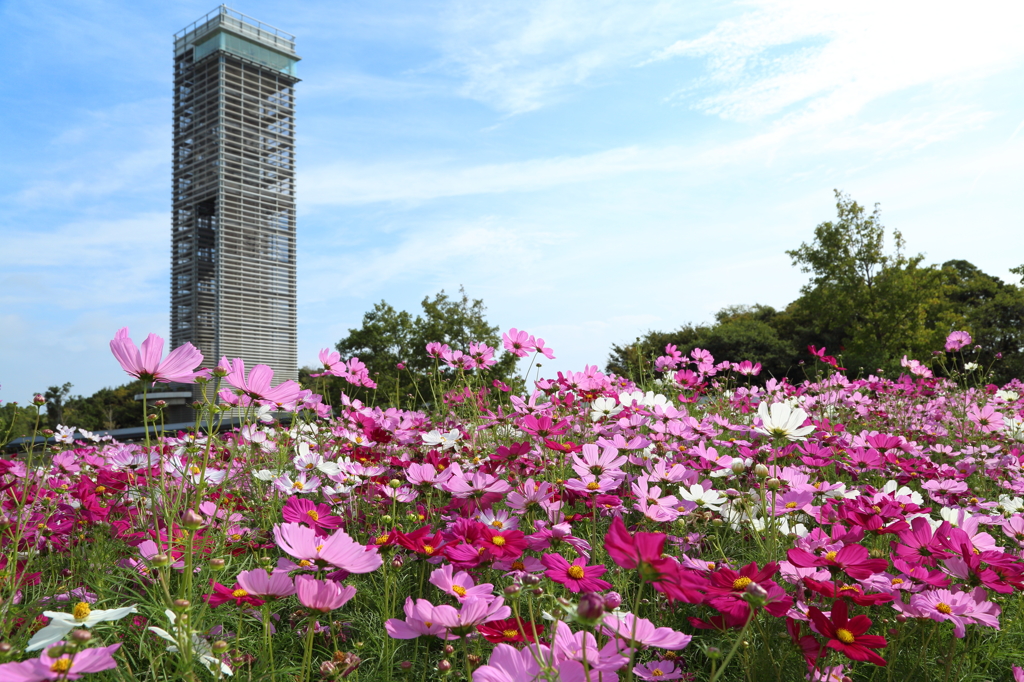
[3,328,1024,681]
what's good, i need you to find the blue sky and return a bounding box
[2,0,1024,405]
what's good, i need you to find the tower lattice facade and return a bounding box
[170,6,299,392]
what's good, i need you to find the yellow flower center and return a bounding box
[422,544,435,555]
[491,536,506,547]
[452,585,467,597]
[292,481,304,490]
[586,481,601,491]
[232,589,249,598]
[511,561,525,571]
[230,534,242,541]
[307,510,320,521]
[825,551,838,561]
[785,502,797,509]
[191,466,201,475]
[306,463,315,469]
[839,585,858,593]
[836,628,855,644]
[568,566,586,580]
[73,602,91,621]
[95,486,106,493]
[50,659,73,673]
[376,534,390,545]
[891,578,904,585]
[491,520,504,528]
[732,577,753,590]
[651,670,664,678]
[299,560,312,567]
[936,602,952,615]
[502,629,520,639]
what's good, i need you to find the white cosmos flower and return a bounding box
[27,602,138,651]
[995,389,1020,402]
[1004,417,1024,442]
[590,397,623,422]
[422,429,461,450]
[754,401,815,441]
[292,442,341,476]
[150,609,232,676]
[678,484,725,512]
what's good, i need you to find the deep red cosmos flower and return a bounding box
[395,525,445,558]
[477,617,544,643]
[807,599,887,666]
[604,517,704,603]
[204,580,265,608]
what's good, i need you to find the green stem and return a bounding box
[709,611,753,682]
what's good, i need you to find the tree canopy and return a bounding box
[609,190,1024,385]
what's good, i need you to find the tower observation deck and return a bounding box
[170,6,299,396]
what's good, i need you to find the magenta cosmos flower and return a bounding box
[295,576,356,612]
[109,328,205,384]
[273,523,383,574]
[0,642,121,681]
[204,580,265,608]
[541,554,611,593]
[602,613,692,650]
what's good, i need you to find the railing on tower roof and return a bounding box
[174,4,296,56]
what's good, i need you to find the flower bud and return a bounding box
[154,400,167,408]
[46,645,67,658]
[33,394,46,406]
[576,593,605,622]
[182,508,205,530]
[522,574,541,586]
[467,654,481,665]
[443,645,455,655]
[70,629,92,643]
[603,592,623,610]
[437,660,452,672]
[504,584,521,596]
[388,479,402,489]
[152,553,172,567]
[209,558,226,571]
[765,478,781,491]
[753,464,769,478]
[400,661,413,670]
[530,587,544,597]
[391,555,404,569]
[212,640,229,654]
[0,642,12,655]
[173,599,191,611]
[381,515,393,524]
[731,460,747,475]
[320,661,336,675]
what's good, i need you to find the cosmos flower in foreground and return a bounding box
[27,602,138,651]
[109,328,205,384]
[0,642,121,681]
[754,400,815,441]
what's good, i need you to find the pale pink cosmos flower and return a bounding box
[601,613,692,650]
[1,642,122,681]
[110,328,205,384]
[502,328,534,358]
[472,642,548,682]
[945,331,972,352]
[428,565,495,602]
[236,568,296,598]
[434,595,511,637]
[384,597,450,639]
[634,659,685,680]
[967,404,1005,433]
[219,357,303,406]
[273,523,383,574]
[295,575,356,612]
[909,587,1000,638]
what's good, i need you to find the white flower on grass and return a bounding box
[678,484,725,513]
[27,602,138,651]
[150,609,232,676]
[1004,417,1024,442]
[995,389,1020,402]
[422,429,461,450]
[964,362,980,371]
[254,469,283,482]
[880,480,924,506]
[590,397,623,422]
[754,401,814,441]
[292,442,341,476]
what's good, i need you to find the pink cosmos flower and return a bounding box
[967,404,1005,433]
[281,497,342,533]
[219,357,303,406]
[273,523,383,574]
[385,597,451,639]
[633,660,685,680]
[204,580,265,608]
[434,596,511,637]
[109,328,205,384]
[945,331,972,352]
[502,328,535,358]
[541,554,611,593]
[909,588,999,638]
[601,613,692,650]
[236,568,296,598]
[295,575,356,612]
[429,565,495,602]
[472,642,547,682]
[0,642,121,681]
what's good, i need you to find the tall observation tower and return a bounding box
[170,6,299,395]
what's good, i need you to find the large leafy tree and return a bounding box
[786,190,948,374]
[304,287,517,408]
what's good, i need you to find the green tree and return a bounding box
[786,190,947,374]
[44,382,73,430]
[304,287,517,408]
